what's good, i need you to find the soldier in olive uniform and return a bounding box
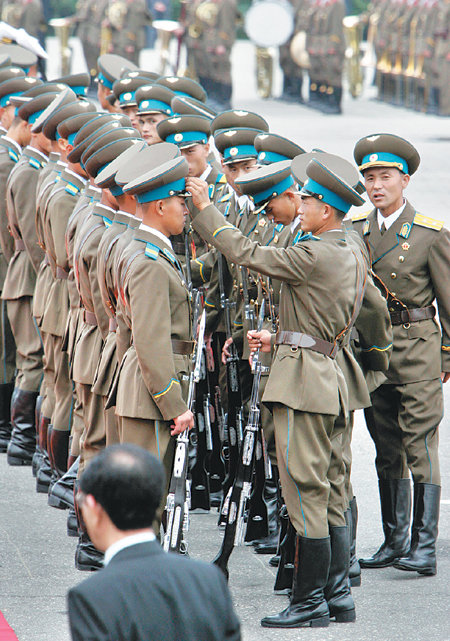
[351,134,450,577]
[187,154,368,628]
[108,0,152,66]
[74,0,109,81]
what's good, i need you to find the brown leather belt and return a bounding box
[14,238,25,251]
[389,305,435,326]
[83,309,97,326]
[171,339,194,355]
[56,266,68,280]
[276,330,338,359]
[109,317,118,332]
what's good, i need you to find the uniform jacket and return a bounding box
[3,146,47,300]
[192,204,369,416]
[352,200,450,383]
[0,135,20,264]
[114,227,192,421]
[67,540,241,641]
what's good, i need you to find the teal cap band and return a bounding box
[136,177,186,203]
[257,150,290,164]
[302,178,352,214]
[360,152,409,174]
[71,86,88,97]
[28,109,45,124]
[253,174,295,206]
[98,72,113,89]
[138,98,172,114]
[0,91,21,107]
[166,130,208,146]
[223,144,257,162]
[119,90,136,105]
[109,184,124,196]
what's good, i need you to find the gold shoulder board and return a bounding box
[413,213,444,232]
[351,212,369,222]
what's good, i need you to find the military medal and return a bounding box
[402,242,410,251]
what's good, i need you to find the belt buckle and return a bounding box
[402,322,410,329]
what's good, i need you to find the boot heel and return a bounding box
[7,453,32,466]
[310,615,330,627]
[350,575,361,587]
[48,493,68,509]
[335,609,356,623]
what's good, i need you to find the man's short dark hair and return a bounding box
[80,444,165,530]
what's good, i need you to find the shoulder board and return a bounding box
[413,213,444,232]
[144,241,160,261]
[275,223,284,232]
[65,182,81,196]
[208,183,215,199]
[351,212,369,222]
[29,157,44,170]
[295,232,320,244]
[8,149,19,163]
[218,190,232,203]
[216,172,226,184]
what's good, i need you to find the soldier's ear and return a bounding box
[401,173,410,190]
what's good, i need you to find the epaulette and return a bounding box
[413,213,444,232]
[8,149,19,163]
[295,232,320,244]
[29,156,44,170]
[65,181,82,196]
[275,223,284,232]
[351,212,369,222]
[216,172,226,184]
[218,190,232,204]
[144,241,160,260]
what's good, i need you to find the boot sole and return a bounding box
[48,494,70,509]
[36,479,51,493]
[393,563,436,576]
[261,615,330,628]
[333,609,356,623]
[7,454,32,466]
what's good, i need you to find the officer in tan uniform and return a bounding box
[3,90,54,467]
[187,154,368,628]
[351,133,450,577]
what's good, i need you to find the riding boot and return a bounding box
[325,526,356,622]
[36,418,52,493]
[261,535,331,628]
[7,389,38,465]
[49,428,69,478]
[32,394,44,476]
[394,483,440,576]
[359,479,411,568]
[48,455,79,510]
[0,382,14,452]
[254,466,280,554]
[348,497,361,586]
[269,500,289,568]
[67,506,78,537]
[74,479,104,571]
[274,517,296,594]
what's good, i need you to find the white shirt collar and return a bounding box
[291,215,301,233]
[25,145,48,162]
[2,136,21,154]
[236,193,254,212]
[139,223,173,250]
[377,200,406,231]
[199,165,212,181]
[104,531,156,566]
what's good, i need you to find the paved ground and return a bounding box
[1,41,449,641]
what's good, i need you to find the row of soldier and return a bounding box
[0,42,448,629]
[371,0,450,115]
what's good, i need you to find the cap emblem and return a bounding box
[369,154,378,162]
[175,133,183,142]
[123,92,132,101]
[229,147,238,156]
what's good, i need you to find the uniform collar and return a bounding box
[139,223,173,251]
[376,199,406,230]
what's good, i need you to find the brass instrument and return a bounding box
[290,30,309,69]
[255,47,273,99]
[107,0,127,31]
[188,1,219,39]
[49,18,72,77]
[343,16,363,99]
[100,22,112,56]
[153,20,180,76]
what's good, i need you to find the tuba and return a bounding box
[152,20,180,75]
[107,0,127,30]
[343,16,364,99]
[49,18,72,76]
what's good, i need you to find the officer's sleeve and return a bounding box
[428,228,450,372]
[49,193,76,274]
[191,203,316,285]
[0,156,15,262]
[125,257,189,420]
[14,168,44,273]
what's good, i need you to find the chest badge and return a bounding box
[363,220,370,236]
[401,242,410,251]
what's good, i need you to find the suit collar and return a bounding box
[107,540,164,565]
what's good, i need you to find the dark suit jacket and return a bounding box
[67,540,241,641]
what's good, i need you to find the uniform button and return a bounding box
[399,255,405,262]
[391,293,396,297]
[391,272,397,279]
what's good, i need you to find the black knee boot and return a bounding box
[0,382,14,452]
[274,516,296,594]
[7,389,38,465]
[36,418,53,493]
[74,479,104,571]
[394,483,440,576]
[48,455,78,509]
[31,394,44,476]
[359,479,411,568]
[348,497,361,586]
[325,526,356,622]
[261,535,331,628]
[254,466,280,554]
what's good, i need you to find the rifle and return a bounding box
[217,252,243,526]
[241,266,255,329]
[213,301,266,579]
[163,307,206,554]
[184,226,193,296]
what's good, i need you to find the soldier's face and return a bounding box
[222,158,258,195]
[120,105,139,130]
[162,195,188,235]
[364,167,410,216]
[181,143,209,177]
[138,113,167,145]
[265,191,298,226]
[298,195,326,233]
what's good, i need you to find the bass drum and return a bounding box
[245,0,294,48]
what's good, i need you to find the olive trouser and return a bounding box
[0,297,15,384]
[364,379,442,485]
[273,405,347,539]
[7,297,42,392]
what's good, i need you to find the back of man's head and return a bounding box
[79,444,165,531]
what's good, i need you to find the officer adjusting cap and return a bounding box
[292,151,362,191]
[115,142,180,187]
[123,155,189,203]
[300,157,365,214]
[235,160,295,208]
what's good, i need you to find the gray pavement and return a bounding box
[1,41,450,641]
